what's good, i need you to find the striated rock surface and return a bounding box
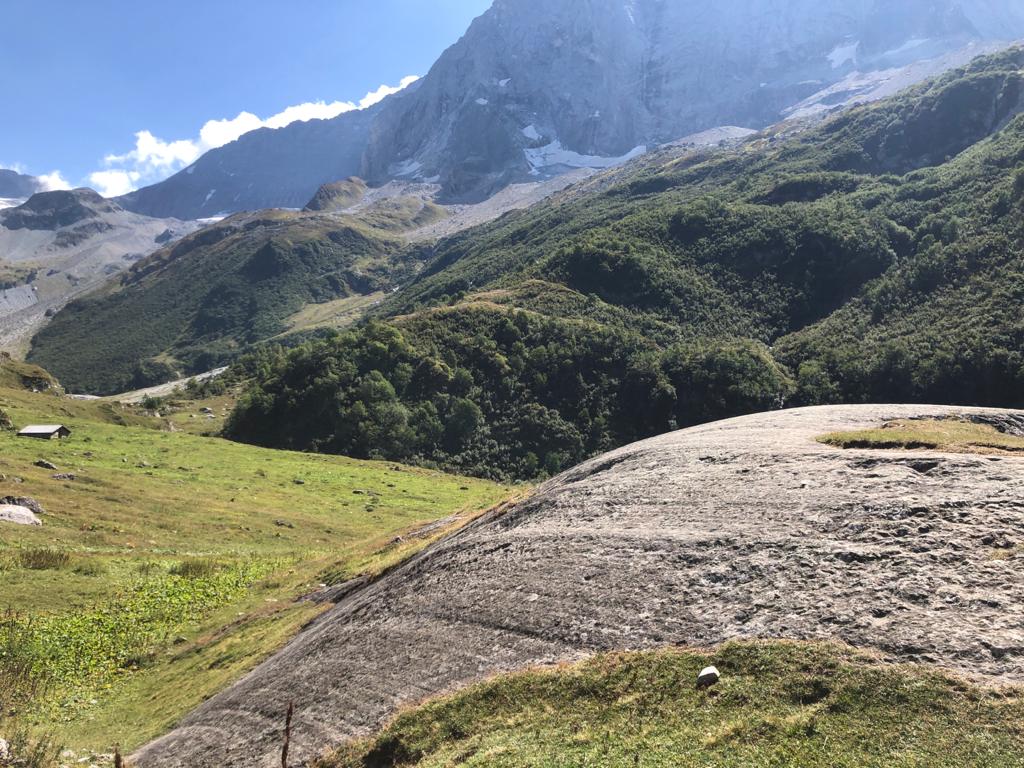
[135,404,1024,768]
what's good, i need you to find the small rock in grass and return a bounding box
[293,479,305,485]
[52,473,77,481]
[697,665,721,690]
[0,738,9,761]
[34,459,58,470]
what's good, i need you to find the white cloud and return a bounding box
[37,171,72,191]
[0,162,28,174]
[89,169,141,198]
[91,76,420,198]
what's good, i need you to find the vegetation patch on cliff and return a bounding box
[319,641,1024,768]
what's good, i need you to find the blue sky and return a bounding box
[0,0,492,194]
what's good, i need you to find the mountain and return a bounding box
[0,188,197,355]
[116,103,384,220]
[36,46,1024,474]
[117,0,1024,220]
[0,169,43,209]
[133,403,1024,767]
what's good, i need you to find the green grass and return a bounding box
[319,641,1024,768]
[0,382,513,753]
[280,291,388,336]
[820,418,1024,455]
[16,548,71,571]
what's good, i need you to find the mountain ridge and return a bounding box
[116,0,1024,219]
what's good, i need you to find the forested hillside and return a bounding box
[29,208,418,393]
[224,48,1024,480]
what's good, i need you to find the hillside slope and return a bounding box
[134,403,1024,767]
[324,643,1024,767]
[0,371,510,756]
[27,207,415,394]
[0,189,196,355]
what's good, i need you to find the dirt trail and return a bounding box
[134,404,1024,767]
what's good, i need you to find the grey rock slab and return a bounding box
[134,404,1024,768]
[0,505,42,526]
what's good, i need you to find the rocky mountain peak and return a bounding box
[1,188,123,232]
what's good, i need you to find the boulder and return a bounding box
[0,505,42,526]
[0,496,45,516]
[34,459,58,470]
[697,666,721,690]
[0,408,13,431]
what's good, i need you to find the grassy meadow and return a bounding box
[320,642,1024,768]
[0,375,513,755]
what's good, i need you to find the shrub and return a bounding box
[169,557,222,579]
[18,549,71,571]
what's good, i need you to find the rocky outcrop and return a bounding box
[303,178,368,212]
[135,403,1024,768]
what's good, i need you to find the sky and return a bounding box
[0,0,493,195]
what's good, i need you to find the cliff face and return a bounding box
[120,0,1024,216]
[360,0,1022,201]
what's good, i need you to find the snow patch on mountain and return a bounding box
[884,38,931,57]
[390,159,424,178]
[525,140,646,174]
[828,40,859,68]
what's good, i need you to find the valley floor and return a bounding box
[134,403,1024,768]
[0,381,512,756]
